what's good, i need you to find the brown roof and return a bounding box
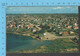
[47,25,51,26]
[28,25,33,27]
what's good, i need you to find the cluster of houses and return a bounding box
[6,14,79,37]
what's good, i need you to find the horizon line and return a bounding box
[6,13,78,14]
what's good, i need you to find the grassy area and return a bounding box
[44,38,79,53]
[7,38,79,53]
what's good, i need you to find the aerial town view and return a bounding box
[6,7,79,53]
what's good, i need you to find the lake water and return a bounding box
[7,33,52,52]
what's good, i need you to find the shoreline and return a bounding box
[6,32,44,41]
[6,32,78,41]
[6,38,79,53]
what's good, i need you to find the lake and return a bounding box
[7,33,52,52]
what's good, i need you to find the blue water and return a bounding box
[7,33,52,52]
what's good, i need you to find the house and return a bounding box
[63,32,69,36]
[74,23,78,26]
[70,31,75,34]
[37,22,40,24]
[67,25,72,29]
[32,29,37,32]
[47,25,51,27]
[53,27,59,32]
[21,24,24,28]
[58,30,69,36]
[44,33,46,36]
[13,24,16,27]
[17,25,21,28]
[24,14,26,17]
[27,25,34,29]
[74,26,79,30]
[58,30,63,36]
[10,24,13,28]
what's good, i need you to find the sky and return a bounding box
[6,6,78,14]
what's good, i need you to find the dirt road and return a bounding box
[42,32,77,40]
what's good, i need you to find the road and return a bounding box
[41,32,77,40]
